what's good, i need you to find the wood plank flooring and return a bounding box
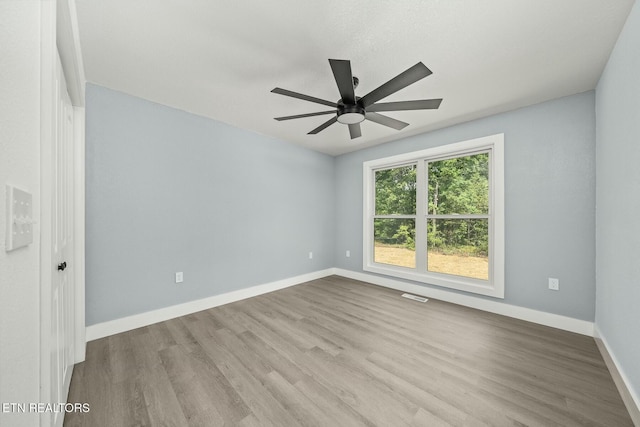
[65,276,634,426]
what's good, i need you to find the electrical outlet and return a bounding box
[175,272,184,283]
[548,277,559,291]
[308,252,313,259]
[346,250,350,258]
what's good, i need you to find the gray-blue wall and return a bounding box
[595,0,640,403]
[87,85,599,326]
[86,84,334,325]
[87,86,597,325]
[334,91,596,321]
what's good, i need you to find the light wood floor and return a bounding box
[65,276,633,426]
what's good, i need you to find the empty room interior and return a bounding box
[2,1,640,426]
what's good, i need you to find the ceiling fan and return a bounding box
[271,59,442,139]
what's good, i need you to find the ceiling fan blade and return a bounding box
[308,117,338,134]
[359,63,433,108]
[367,99,442,112]
[366,112,409,130]
[348,123,362,139]
[271,88,337,108]
[275,110,336,121]
[329,59,356,105]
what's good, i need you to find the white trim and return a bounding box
[39,2,57,426]
[594,326,640,425]
[73,106,85,362]
[492,134,505,299]
[415,160,427,272]
[56,0,86,107]
[362,133,505,298]
[86,269,334,341]
[333,268,594,336]
[363,133,504,169]
[56,0,87,364]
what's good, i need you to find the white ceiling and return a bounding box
[75,0,634,156]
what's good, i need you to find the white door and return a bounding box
[49,53,76,427]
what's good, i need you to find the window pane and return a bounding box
[374,218,415,268]
[375,165,416,215]
[427,218,488,280]
[428,153,488,215]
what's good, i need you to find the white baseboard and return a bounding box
[86,269,334,341]
[332,268,594,336]
[594,326,640,426]
[87,267,594,340]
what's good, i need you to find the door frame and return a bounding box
[40,1,86,424]
[58,0,86,361]
[58,0,87,363]
[73,104,85,363]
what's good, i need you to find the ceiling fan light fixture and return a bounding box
[337,104,365,124]
[337,112,365,124]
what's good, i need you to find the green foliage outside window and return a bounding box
[428,153,489,256]
[374,153,489,257]
[375,165,416,215]
[374,166,416,248]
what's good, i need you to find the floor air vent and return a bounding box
[401,293,428,303]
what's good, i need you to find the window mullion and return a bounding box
[373,215,416,219]
[425,214,490,219]
[415,160,427,273]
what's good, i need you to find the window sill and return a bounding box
[363,262,504,298]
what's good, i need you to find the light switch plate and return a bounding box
[5,185,34,251]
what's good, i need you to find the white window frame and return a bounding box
[363,133,505,298]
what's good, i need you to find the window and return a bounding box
[363,134,504,298]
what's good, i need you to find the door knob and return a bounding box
[57,262,67,271]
